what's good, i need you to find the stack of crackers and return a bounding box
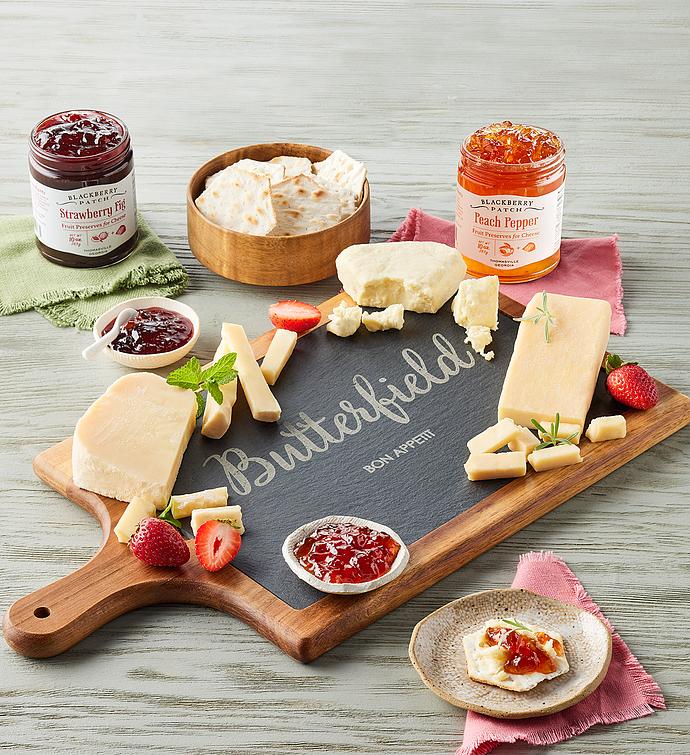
[195,150,367,236]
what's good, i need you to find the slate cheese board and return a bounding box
[5,291,690,662]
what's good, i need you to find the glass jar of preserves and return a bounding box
[29,110,138,268]
[456,121,566,283]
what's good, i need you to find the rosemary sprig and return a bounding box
[531,413,578,450]
[513,291,555,342]
[502,618,532,631]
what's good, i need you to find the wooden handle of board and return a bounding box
[2,535,184,658]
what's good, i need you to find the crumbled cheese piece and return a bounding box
[361,303,404,332]
[326,301,362,337]
[452,276,499,329]
[465,325,494,361]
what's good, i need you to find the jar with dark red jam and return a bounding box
[29,110,138,268]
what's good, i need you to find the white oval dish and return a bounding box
[282,515,410,595]
[92,296,200,370]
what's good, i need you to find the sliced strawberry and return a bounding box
[269,300,321,333]
[129,517,190,567]
[195,520,241,572]
[605,354,659,410]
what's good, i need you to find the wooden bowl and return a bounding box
[409,589,612,719]
[187,143,371,286]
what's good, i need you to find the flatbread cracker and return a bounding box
[195,168,276,235]
[313,149,367,201]
[269,155,313,178]
[206,160,285,188]
[270,174,344,236]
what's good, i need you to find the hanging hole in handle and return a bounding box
[34,607,51,618]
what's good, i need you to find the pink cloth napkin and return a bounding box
[457,552,665,755]
[390,208,626,335]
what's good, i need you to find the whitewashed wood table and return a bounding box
[1,2,688,753]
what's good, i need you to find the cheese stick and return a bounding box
[201,335,239,439]
[261,328,297,385]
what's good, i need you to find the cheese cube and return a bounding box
[498,293,611,429]
[362,303,405,332]
[114,495,157,543]
[464,452,527,481]
[586,415,627,443]
[202,335,239,439]
[221,323,281,422]
[528,444,582,472]
[467,418,520,454]
[191,505,244,535]
[508,425,540,454]
[538,421,582,445]
[452,275,499,330]
[72,373,197,505]
[261,328,297,385]
[171,487,229,519]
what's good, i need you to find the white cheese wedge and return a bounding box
[528,444,582,472]
[261,328,297,385]
[361,303,405,332]
[72,373,197,505]
[464,451,527,481]
[191,505,244,535]
[464,325,494,361]
[221,323,281,422]
[326,301,362,337]
[452,276,499,329]
[508,425,540,454]
[498,293,611,429]
[114,495,157,544]
[538,421,582,445]
[336,241,466,313]
[467,418,520,454]
[463,618,568,692]
[170,487,229,519]
[201,335,239,439]
[586,415,627,442]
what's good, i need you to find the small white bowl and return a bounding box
[92,296,200,370]
[282,515,410,595]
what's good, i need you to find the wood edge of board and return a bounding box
[6,293,690,662]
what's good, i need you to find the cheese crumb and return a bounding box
[464,325,494,361]
[326,301,362,337]
[362,303,404,332]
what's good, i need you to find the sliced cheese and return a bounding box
[336,241,466,313]
[498,293,611,429]
[191,505,244,535]
[467,418,520,454]
[361,303,405,332]
[586,415,627,443]
[508,425,540,454]
[221,323,281,422]
[452,276,499,329]
[538,421,582,445]
[201,335,239,439]
[464,451,527,481]
[72,373,197,504]
[528,444,582,472]
[171,487,229,519]
[261,328,297,385]
[114,495,157,544]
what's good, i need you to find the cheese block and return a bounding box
[508,425,540,454]
[498,293,611,429]
[538,421,582,445]
[170,487,229,519]
[528,444,582,472]
[336,241,466,313]
[452,276,499,330]
[362,303,405,332]
[201,335,239,439]
[464,452,527,481]
[467,418,520,454]
[261,328,297,385]
[191,505,244,535]
[586,415,627,442]
[221,323,281,422]
[114,495,157,544]
[72,373,197,504]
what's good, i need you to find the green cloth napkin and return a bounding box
[0,213,188,329]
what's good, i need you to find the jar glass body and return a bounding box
[29,110,138,268]
[456,134,566,283]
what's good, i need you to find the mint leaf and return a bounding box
[167,356,203,390]
[158,499,182,530]
[195,392,205,418]
[207,381,224,406]
[202,352,238,385]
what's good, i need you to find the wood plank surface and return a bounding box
[1,1,689,753]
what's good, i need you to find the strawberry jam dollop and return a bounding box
[293,522,401,584]
[32,111,124,158]
[103,307,194,355]
[465,121,562,165]
[484,626,560,675]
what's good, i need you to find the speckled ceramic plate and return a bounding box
[409,589,612,719]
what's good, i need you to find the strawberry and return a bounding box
[269,300,321,333]
[195,520,241,572]
[129,517,190,567]
[605,354,659,410]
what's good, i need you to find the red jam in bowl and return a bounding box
[103,307,194,355]
[293,522,401,584]
[484,626,563,675]
[29,109,138,268]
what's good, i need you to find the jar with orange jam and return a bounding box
[456,121,565,283]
